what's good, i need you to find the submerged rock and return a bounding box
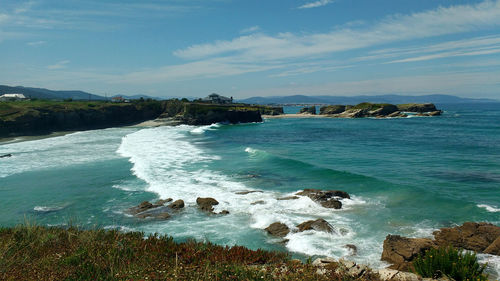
[250,200,266,205]
[235,190,263,195]
[0,153,12,158]
[155,198,173,205]
[265,222,290,237]
[297,219,334,233]
[381,234,436,271]
[277,196,299,201]
[345,244,358,256]
[129,200,178,220]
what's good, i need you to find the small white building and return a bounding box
[0,93,27,101]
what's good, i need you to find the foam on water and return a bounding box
[116,126,392,267]
[34,205,66,212]
[0,128,132,178]
[478,204,500,213]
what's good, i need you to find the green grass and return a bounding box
[350,103,394,111]
[0,223,378,280]
[412,246,488,281]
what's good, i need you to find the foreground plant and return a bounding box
[0,223,378,280]
[412,245,488,281]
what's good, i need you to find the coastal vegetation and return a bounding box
[412,246,488,280]
[0,223,378,281]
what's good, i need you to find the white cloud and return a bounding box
[27,40,46,46]
[175,0,500,62]
[298,0,333,9]
[47,60,70,70]
[240,25,260,34]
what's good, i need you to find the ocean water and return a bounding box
[1,103,499,275]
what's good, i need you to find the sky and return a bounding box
[1,0,500,99]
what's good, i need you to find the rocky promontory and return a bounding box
[314,102,441,118]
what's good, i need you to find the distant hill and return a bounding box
[0,85,106,100]
[238,94,498,105]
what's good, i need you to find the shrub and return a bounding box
[412,246,488,281]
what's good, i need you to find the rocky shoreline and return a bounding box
[126,184,500,280]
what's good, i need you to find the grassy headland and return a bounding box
[0,224,377,280]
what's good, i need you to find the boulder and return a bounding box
[299,106,316,115]
[297,219,334,233]
[433,222,500,253]
[128,201,155,215]
[219,210,230,215]
[319,105,345,115]
[168,199,185,210]
[484,236,500,255]
[345,244,358,255]
[381,235,436,271]
[312,257,336,267]
[196,197,219,213]
[295,189,349,209]
[428,110,442,116]
[265,222,290,237]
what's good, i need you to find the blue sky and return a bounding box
[1,0,500,98]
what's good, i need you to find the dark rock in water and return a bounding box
[320,200,342,209]
[277,196,299,201]
[235,190,263,195]
[381,234,436,271]
[345,244,358,255]
[265,222,290,237]
[299,106,316,115]
[180,104,263,125]
[428,110,442,116]
[196,197,219,213]
[251,200,266,205]
[296,189,349,209]
[136,209,171,220]
[320,105,345,115]
[155,198,173,206]
[297,219,334,233]
[168,200,185,210]
[219,210,230,215]
[433,222,500,253]
[397,103,437,113]
[0,153,12,158]
[129,201,155,215]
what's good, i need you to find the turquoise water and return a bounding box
[1,103,499,274]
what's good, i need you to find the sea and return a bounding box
[1,103,499,276]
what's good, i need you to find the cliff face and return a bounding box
[318,103,440,118]
[180,103,263,125]
[0,101,164,137]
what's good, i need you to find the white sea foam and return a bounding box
[117,126,383,266]
[190,123,220,135]
[34,205,66,212]
[478,204,500,212]
[0,128,133,178]
[478,253,500,279]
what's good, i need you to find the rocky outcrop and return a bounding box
[382,222,500,271]
[314,102,440,119]
[168,200,185,210]
[295,189,349,209]
[258,106,284,116]
[299,106,316,115]
[433,222,500,253]
[196,197,229,215]
[297,219,334,233]
[397,103,437,113]
[180,104,262,125]
[265,222,290,237]
[319,105,345,115]
[129,199,178,220]
[381,235,436,271]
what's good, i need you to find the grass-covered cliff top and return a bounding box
[0,224,369,280]
[0,100,161,122]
